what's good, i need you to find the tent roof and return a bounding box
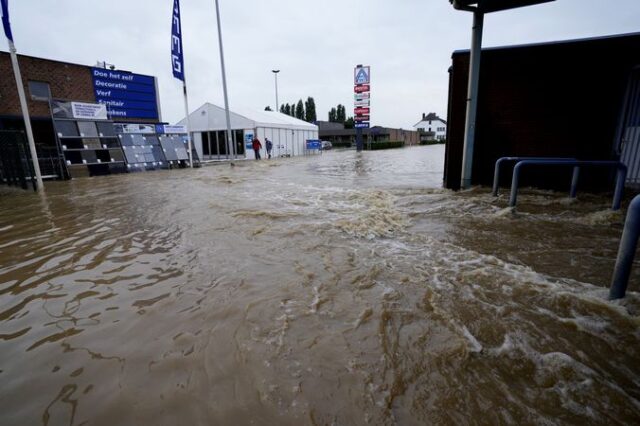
[178,103,318,132]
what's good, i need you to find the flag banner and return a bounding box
[1,0,13,42]
[171,0,185,81]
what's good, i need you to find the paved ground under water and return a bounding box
[1,145,639,425]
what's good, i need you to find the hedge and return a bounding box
[419,140,446,145]
[331,141,353,148]
[365,141,405,150]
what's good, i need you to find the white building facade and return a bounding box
[413,112,447,141]
[178,103,319,160]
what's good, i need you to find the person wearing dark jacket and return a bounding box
[265,138,273,159]
[252,137,262,160]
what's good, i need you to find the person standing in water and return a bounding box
[252,136,262,160]
[265,138,273,159]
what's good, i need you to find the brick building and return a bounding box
[317,121,420,147]
[0,52,161,176]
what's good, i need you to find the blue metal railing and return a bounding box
[610,194,640,300]
[492,157,576,196]
[508,160,627,211]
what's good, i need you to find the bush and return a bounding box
[331,141,353,148]
[365,141,405,150]
[419,139,445,145]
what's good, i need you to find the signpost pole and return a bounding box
[356,128,363,151]
[214,0,235,160]
[8,39,43,191]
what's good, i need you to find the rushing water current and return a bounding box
[1,145,640,425]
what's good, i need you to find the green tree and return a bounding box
[328,107,337,122]
[337,104,346,123]
[304,97,317,123]
[264,106,273,111]
[295,100,305,120]
[280,104,286,114]
[344,117,355,129]
[284,103,291,115]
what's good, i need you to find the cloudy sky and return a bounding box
[4,0,640,128]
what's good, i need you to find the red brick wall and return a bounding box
[388,128,420,145]
[0,52,95,118]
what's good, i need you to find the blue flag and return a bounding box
[1,0,13,42]
[171,0,184,81]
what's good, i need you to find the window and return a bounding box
[28,81,51,101]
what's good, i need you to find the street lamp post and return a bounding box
[213,0,235,159]
[272,70,280,112]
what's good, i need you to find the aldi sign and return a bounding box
[354,65,371,132]
[354,66,371,85]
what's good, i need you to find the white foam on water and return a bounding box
[461,325,483,353]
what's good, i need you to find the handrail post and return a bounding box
[612,164,627,211]
[493,157,576,197]
[610,194,640,300]
[569,166,580,198]
[508,160,626,211]
[509,161,524,207]
[492,157,508,196]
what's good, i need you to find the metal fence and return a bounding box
[0,130,37,191]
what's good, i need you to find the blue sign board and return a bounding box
[92,68,159,120]
[354,122,370,129]
[306,139,322,150]
[245,133,254,149]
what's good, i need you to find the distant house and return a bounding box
[414,113,447,141]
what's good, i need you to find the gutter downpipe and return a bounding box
[460,7,484,189]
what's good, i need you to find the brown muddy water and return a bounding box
[1,144,640,425]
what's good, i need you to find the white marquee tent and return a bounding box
[178,103,319,160]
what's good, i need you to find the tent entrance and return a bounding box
[201,130,245,159]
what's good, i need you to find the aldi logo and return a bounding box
[354,66,371,85]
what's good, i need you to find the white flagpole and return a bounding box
[182,81,193,167]
[214,0,235,159]
[7,38,43,190]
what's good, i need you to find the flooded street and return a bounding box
[1,144,640,425]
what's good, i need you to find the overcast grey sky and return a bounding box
[4,0,640,128]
